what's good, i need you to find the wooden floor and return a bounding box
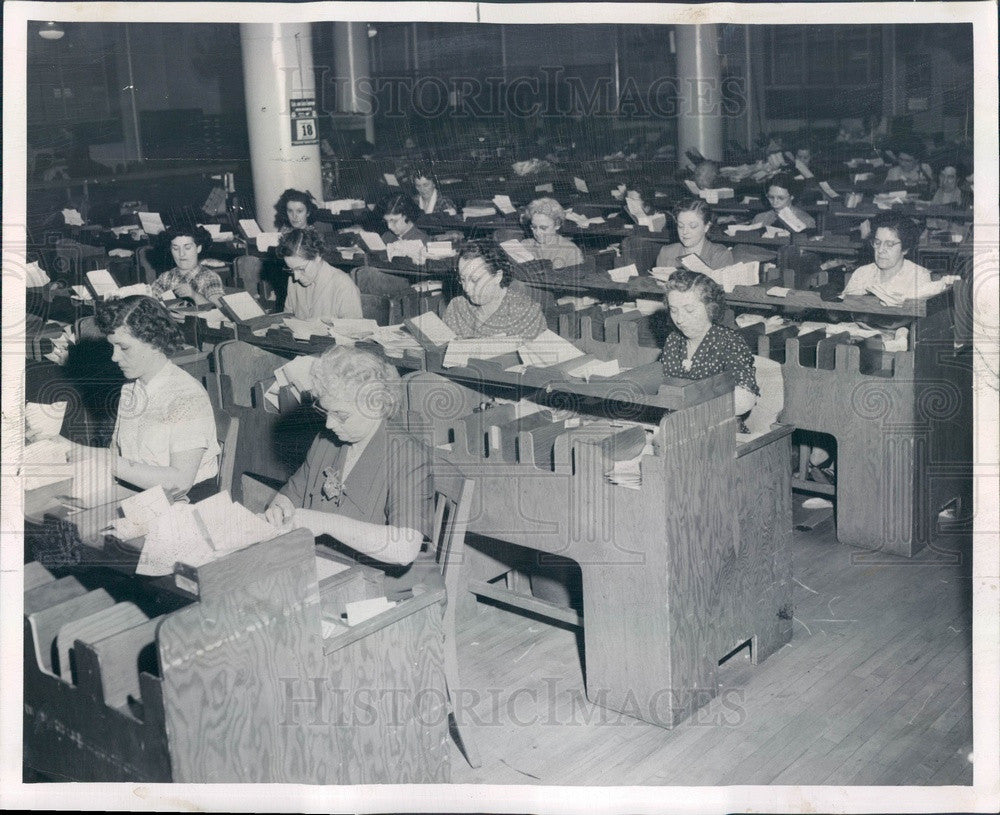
[448,508,974,785]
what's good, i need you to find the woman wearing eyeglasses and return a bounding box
[264,346,434,580]
[842,212,932,302]
[750,173,816,231]
[277,227,363,321]
[442,246,547,340]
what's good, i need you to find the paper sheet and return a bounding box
[383,173,400,187]
[25,261,50,287]
[239,218,263,238]
[443,337,521,368]
[777,207,808,233]
[282,317,328,340]
[256,232,282,252]
[221,291,266,321]
[86,269,119,298]
[138,211,167,235]
[517,330,585,367]
[386,239,426,263]
[680,254,714,274]
[568,358,623,381]
[358,231,387,252]
[345,596,396,626]
[819,181,840,198]
[492,195,516,215]
[500,239,537,264]
[573,177,589,193]
[407,311,457,346]
[195,491,276,553]
[115,283,152,299]
[136,504,214,576]
[608,263,639,282]
[61,208,85,226]
[25,402,68,440]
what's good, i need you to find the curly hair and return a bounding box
[381,194,421,225]
[95,295,183,354]
[663,269,727,324]
[160,225,212,252]
[274,188,319,230]
[525,197,567,227]
[672,197,713,225]
[410,165,438,185]
[458,242,511,288]
[869,211,923,255]
[277,226,327,260]
[311,346,402,420]
[764,173,800,199]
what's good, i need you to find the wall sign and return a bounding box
[290,98,318,146]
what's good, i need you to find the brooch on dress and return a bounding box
[320,466,343,506]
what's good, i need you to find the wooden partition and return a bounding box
[23,529,450,783]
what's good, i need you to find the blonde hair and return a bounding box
[525,197,567,227]
[311,346,402,419]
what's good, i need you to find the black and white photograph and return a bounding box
[2,1,997,812]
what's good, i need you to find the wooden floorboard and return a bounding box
[448,518,974,786]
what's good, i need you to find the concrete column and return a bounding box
[675,24,724,166]
[332,21,375,144]
[240,23,322,226]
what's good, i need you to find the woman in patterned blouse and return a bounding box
[443,245,547,340]
[661,270,759,426]
[150,226,224,307]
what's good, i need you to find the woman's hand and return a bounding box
[172,282,196,300]
[264,493,296,527]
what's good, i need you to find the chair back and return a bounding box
[136,245,159,285]
[745,355,785,435]
[214,407,240,496]
[214,339,288,409]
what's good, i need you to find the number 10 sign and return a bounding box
[290,98,318,146]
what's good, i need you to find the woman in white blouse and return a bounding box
[69,295,220,498]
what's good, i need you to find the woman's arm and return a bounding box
[291,508,424,566]
[114,447,205,495]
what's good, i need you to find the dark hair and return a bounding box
[161,225,212,252]
[623,183,656,215]
[889,139,923,161]
[458,243,511,288]
[935,160,965,178]
[95,295,183,354]
[381,194,420,225]
[409,165,438,184]
[672,198,712,225]
[274,188,319,230]
[277,226,327,260]
[663,269,726,324]
[869,211,922,255]
[765,173,799,198]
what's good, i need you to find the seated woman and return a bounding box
[692,160,720,191]
[264,346,434,585]
[931,163,964,206]
[240,189,330,306]
[278,227,363,321]
[750,173,816,231]
[411,166,458,216]
[842,211,932,303]
[520,197,584,269]
[443,245,547,340]
[354,196,430,298]
[655,198,735,270]
[884,144,928,188]
[150,226,225,307]
[69,295,220,498]
[622,183,663,224]
[661,270,759,431]
[380,195,429,245]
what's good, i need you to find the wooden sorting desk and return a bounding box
[726,284,972,557]
[23,509,450,783]
[401,333,794,730]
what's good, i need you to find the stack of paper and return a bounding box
[517,330,585,367]
[649,267,677,282]
[705,261,760,293]
[24,261,50,288]
[874,191,909,209]
[699,188,736,205]
[443,337,521,368]
[195,309,231,329]
[345,597,397,626]
[499,240,537,264]
[108,248,134,259]
[680,255,714,274]
[107,485,174,541]
[324,199,365,213]
[220,291,266,322]
[19,436,74,491]
[607,263,639,283]
[410,279,443,294]
[369,324,425,358]
[824,321,884,339]
[116,283,153,298]
[725,223,765,236]
[282,316,328,340]
[405,311,457,348]
[425,241,455,259]
[605,456,642,490]
[26,401,68,440]
[109,225,137,236]
[762,226,791,239]
[637,212,666,232]
[567,358,624,381]
[777,207,808,233]
[86,269,120,298]
[556,295,600,310]
[386,239,426,263]
[326,317,379,346]
[463,205,498,219]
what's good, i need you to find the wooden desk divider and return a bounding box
[23,528,450,783]
[759,290,971,556]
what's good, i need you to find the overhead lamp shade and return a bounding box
[38,22,65,41]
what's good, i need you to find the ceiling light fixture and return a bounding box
[38,22,65,41]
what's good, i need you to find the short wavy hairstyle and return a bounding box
[274,188,320,230]
[160,224,212,252]
[381,193,421,225]
[869,211,923,255]
[525,197,567,228]
[95,295,183,354]
[409,165,438,185]
[311,346,402,420]
[671,197,713,225]
[663,269,727,324]
[764,173,801,198]
[457,242,511,288]
[277,226,327,261]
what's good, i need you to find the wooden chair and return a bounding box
[186,407,240,503]
[425,471,481,769]
[136,245,159,285]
